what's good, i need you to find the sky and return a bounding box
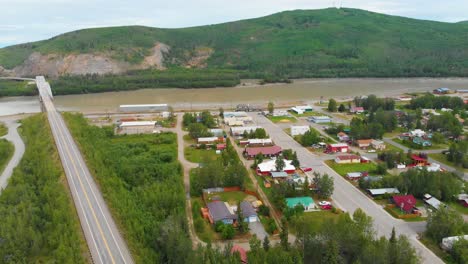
[1,0,467,48]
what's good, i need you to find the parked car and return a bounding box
[318,201,332,210]
[367,149,376,153]
[301,167,312,172]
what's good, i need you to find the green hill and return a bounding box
[1,8,468,78]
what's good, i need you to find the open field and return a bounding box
[393,138,448,150]
[268,116,297,123]
[185,147,218,163]
[289,210,343,235]
[325,160,378,176]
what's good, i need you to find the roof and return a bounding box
[198,137,220,142]
[311,116,331,120]
[271,171,288,178]
[224,111,248,117]
[392,195,417,212]
[246,146,282,156]
[347,172,363,178]
[291,125,309,130]
[240,201,257,218]
[368,188,400,196]
[336,155,361,161]
[257,159,295,173]
[285,197,314,208]
[245,138,273,145]
[425,197,443,209]
[357,139,372,145]
[371,139,384,145]
[411,155,427,161]
[294,105,312,110]
[337,132,348,137]
[329,143,348,148]
[231,245,248,263]
[207,201,237,222]
[230,126,261,133]
[441,235,468,250]
[119,121,156,127]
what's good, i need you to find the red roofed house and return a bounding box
[335,155,361,164]
[356,139,372,149]
[231,245,248,263]
[325,143,349,153]
[256,159,296,176]
[392,195,417,214]
[244,146,282,159]
[217,144,226,151]
[411,155,429,167]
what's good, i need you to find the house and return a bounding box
[433,87,451,94]
[210,128,224,137]
[392,195,417,214]
[198,137,224,144]
[272,110,290,117]
[231,245,248,263]
[230,126,262,136]
[350,106,365,114]
[224,116,253,126]
[309,116,332,123]
[423,194,445,210]
[335,155,361,164]
[411,155,429,166]
[457,194,468,207]
[337,132,349,142]
[256,159,296,176]
[291,105,313,114]
[239,138,273,146]
[346,172,368,181]
[371,139,386,150]
[360,156,371,163]
[325,143,349,153]
[410,129,426,137]
[356,139,372,149]
[367,188,400,197]
[240,201,258,222]
[216,144,226,151]
[244,145,282,159]
[285,197,316,211]
[291,126,310,136]
[441,235,468,251]
[413,137,432,147]
[206,201,237,224]
[118,121,157,134]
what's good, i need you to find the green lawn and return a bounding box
[183,134,196,144]
[382,142,403,152]
[0,139,14,174]
[191,197,219,243]
[448,201,468,215]
[384,206,427,222]
[393,138,448,150]
[325,160,378,176]
[288,111,323,117]
[207,191,248,205]
[290,210,343,235]
[429,153,468,172]
[0,122,7,137]
[184,147,218,163]
[268,116,297,123]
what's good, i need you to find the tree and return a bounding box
[263,236,270,251]
[452,239,468,264]
[322,240,340,264]
[249,235,262,253]
[268,101,274,114]
[221,224,235,239]
[300,129,320,146]
[237,202,249,234]
[328,99,337,112]
[314,173,334,199]
[200,110,216,128]
[219,107,224,118]
[426,207,466,243]
[280,219,289,251]
[338,104,346,112]
[188,123,212,139]
[167,106,175,121]
[275,155,285,171]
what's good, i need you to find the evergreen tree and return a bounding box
[328,99,338,112]
[268,101,275,114]
[263,236,270,252]
[275,155,286,171]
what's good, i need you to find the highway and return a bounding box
[248,112,443,264]
[36,76,133,264]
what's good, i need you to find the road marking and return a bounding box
[41,90,116,263]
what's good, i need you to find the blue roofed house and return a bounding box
[207,201,237,225]
[240,201,258,223]
[285,197,316,212]
[413,137,432,147]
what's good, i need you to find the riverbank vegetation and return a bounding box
[50,68,241,95]
[0,79,37,97]
[0,122,7,136]
[63,113,190,263]
[0,114,87,263]
[0,139,14,173]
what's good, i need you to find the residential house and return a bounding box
[335,155,361,164]
[224,111,248,118]
[309,116,331,123]
[285,197,316,211]
[244,145,282,159]
[371,139,386,150]
[206,201,237,224]
[346,171,368,181]
[356,139,372,149]
[198,137,224,144]
[325,143,349,153]
[291,105,313,115]
[240,201,258,222]
[230,126,262,136]
[458,194,468,208]
[291,126,310,137]
[411,155,429,166]
[433,87,451,94]
[216,144,226,151]
[256,159,296,176]
[441,235,468,251]
[239,138,273,147]
[337,132,349,142]
[367,188,400,197]
[272,110,290,117]
[410,129,426,137]
[350,106,365,114]
[224,116,253,126]
[392,195,418,214]
[423,194,445,210]
[118,121,157,134]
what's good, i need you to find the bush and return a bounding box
[221,224,235,239]
[258,205,270,217]
[194,218,205,233]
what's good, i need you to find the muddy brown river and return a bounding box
[1,78,468,116]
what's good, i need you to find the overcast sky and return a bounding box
[1,0,467,48]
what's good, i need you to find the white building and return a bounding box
[309,116,332,123]
[290,105,313,114]
[410,129,426,137]
[224,111,248,118]
[291,126,310,136]
[224,116,253,126]
[118,121,157,134]
[441,235,468,250]
[198,137,222,144]
[119,104,168,112]
[230,126,262,136]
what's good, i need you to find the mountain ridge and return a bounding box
[1,8,468,78]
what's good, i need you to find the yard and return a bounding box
[268,116,297,123]
[384,205,427,222]
[206,191,250,205]
[429,153,468,173]
[382,142,403,153]
[448,201,468,215]
[324,160,378,176]
[393,138,448,150]
[185,147,218,163]
[289,210,343,235]
[0,122,7,137]
[192,198,220,243]
[288,111,323,117]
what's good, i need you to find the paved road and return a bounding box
[0,117,25,193]
[249,112,443,264]
[37,77,133,264]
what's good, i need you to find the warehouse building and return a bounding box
[118,121,157,134]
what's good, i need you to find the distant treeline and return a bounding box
[50,68,241,95]
[0,80,37,97]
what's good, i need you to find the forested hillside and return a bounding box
[1,8,468,78]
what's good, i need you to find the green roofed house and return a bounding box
[285,197,316,212]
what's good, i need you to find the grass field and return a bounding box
[0,122,7,137]
[184,147,218,163]
[393,138,448,150]
[206,191,249,205]
[289,210,343,235]
[448,201,468,215]
[382,142,404,152]
[0,139,14,175]
[429,153,468,172]
[268,116,297,123]
[191,197,219,243]
[288,111,323,117]
[325,160,378,176]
